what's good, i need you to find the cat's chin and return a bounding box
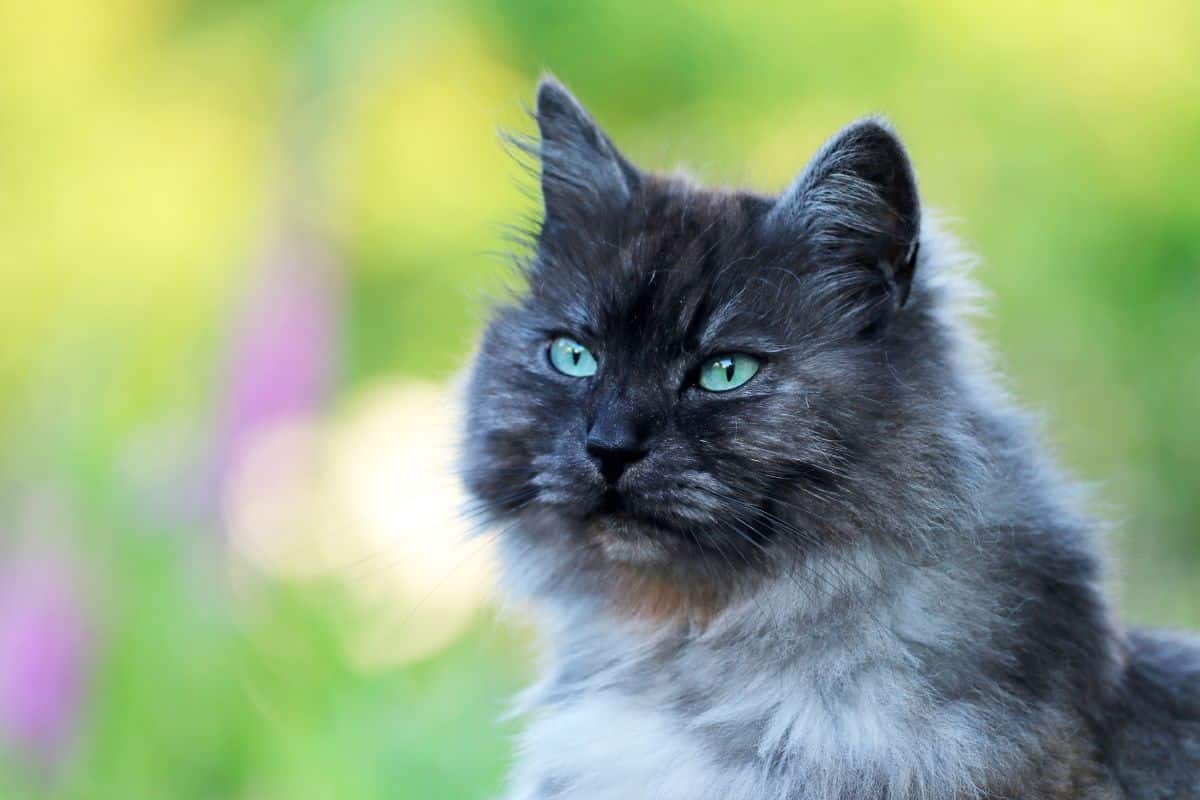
[588,516,673,566]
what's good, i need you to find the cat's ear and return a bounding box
[766,118,921,326]
[534,76,639,232]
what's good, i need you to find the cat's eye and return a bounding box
[548,336,598,377]
[697,353,760,392]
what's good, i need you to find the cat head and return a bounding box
[463,77,957,606]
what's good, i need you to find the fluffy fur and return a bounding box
[459,76,1200,799]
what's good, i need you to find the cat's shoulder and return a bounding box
[1105,628,1200,797]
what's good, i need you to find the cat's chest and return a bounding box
[508,658,984,800]
[504,622,1052,800]
[509,688,775,800]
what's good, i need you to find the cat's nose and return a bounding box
[586,412,648,485]
[586,434,647,485]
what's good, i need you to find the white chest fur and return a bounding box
[503,567,1040,800]
[507,665,1019,800]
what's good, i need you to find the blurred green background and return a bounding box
[0,1,1197,797]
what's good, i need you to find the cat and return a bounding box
[459,76,1200,799]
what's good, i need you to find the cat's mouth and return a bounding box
[586,513,672,565]
[582,491,680,565]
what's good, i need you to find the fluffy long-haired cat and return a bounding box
[460,77,1200,799]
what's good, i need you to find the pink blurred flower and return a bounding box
[0,541,94,773]
[216,232,342,489]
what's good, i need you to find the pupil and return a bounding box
[571,349,580,365]
[723,361,735,382]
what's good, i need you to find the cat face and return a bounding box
[462,77,923,583]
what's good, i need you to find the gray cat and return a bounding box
[460,76,1200,799]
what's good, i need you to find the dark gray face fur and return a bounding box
[463,77,937,585]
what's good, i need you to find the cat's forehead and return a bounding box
[561,183,782,350]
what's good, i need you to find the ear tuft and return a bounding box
[767,117,921,324]
[535,76,595,145]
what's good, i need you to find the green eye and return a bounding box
[548,336,598,377]
[697,353,760,392]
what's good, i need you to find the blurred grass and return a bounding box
[0,0,1197,797]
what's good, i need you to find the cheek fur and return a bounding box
[464,338,603,512]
